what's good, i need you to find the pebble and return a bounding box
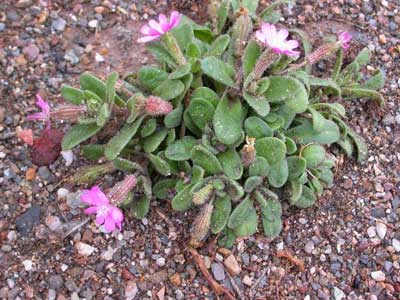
[37,166,51,180]
[211,263,225,281]
[22,260,34,271]
[48,289,56,300]
[71,292,80,300]
[370,270,385,282]
[64,49,80,65]
[125,280,138,300]
[61,150,74,166]
[66,192,85,208]
[57,188,70,198]
[392,238,400,252]
[16,205,41,236]
[88,19,98,28]
[75,242,95,256]
[45,216,62,231]
[224,254,241,275]
[156,257,166,267]
[22,44,39,61]
[304,241,314,254]
[0,23,5,32]
[242,275,252,286]
[52,17,67,31]
[48,274,64,289]
[376,223,387,239]
[95,53,105,62]
[367,226,376,238]
[333,287,345,300]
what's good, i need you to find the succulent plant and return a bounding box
[57,0,384,246]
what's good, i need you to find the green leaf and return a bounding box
[295,185,316,208]
[213,96,244,145]
[347,128,368,162]
[307,107,325,132]
[146,42,177,68]
[80,72,106,100]
[244,117,273,139]
[172,23,194,52]
[188,98,215,130]
[242,40,261,78]
[268,159,289,188]
[285,118,340,144]
[342,87,385,106]
[216,1,229,34]
[201,57,236,87]
[96,103,109,127]
[191,87,219,107]
[218,149,243,180]
[337,136,354,157]
[260,0,295,18]
[354,47,370,66]
[154,179,177,199]
[141,118,157,138]
[310,103,346,118]
[191,145,223,174]
[289,180,303,205]
[171,184,194,211]
[287,156,307,181]
[211,196,232,234]
[309,76,341,97]
[218,227,236,248]
[169,64,191,79]
[244,176,263,193]
[165,136,197,161]
[265,76,308,113]
[256,194,282,238]
[164,104,183,129]
[154,79,185,101]
[143,128,168,153]
[74,163,115,185]
[138,66,168,91]
[105,72,118,104]
[255,137,286,164]
[62,123,102,151]
[183,110,202,136]
[113,158,145,174]
[243,92,270,117]
[288,28,312,73]
[249,157,269,177]
[234,207,258,237]
[362,70,385,90]
[61,85,84,104]
[284,136,297,155]
[207,34,231,57]
[104,116,144,160]
[132,196,150,219]
[228,197,253,229]
[147,153,171,176]
[301,144,326,168]
[82,144,104,160]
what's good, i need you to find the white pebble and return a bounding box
[95,53,104,62]
[57,188,69,199]
[88,19,98,28]
[392,238,400,252]
[22,260,34,271]
[61,150,74,166]
[75,242,95,256]
[376,222,387,239]
[367,226,376,238]
[156,257,166,267]
[371,270,385,282]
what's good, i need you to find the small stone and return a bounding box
[48,274,64,289]
[376,223,387,239]
[26,168,36,180]
[392,239,400,252]
[88,19,98,28]
[170,273,181,286]
[16,205,41,236]
[22,260,34,271]
[37,166,51,180]
[156,257,166,267]
[22,44,39,61]
[75,242,95,256]
[61,150,74,166]
[125,280,138,300]
[304,241,314,254]
[224,254,241,275]
[52,17,67,31]
[71,292,80,300]
[45,216,62,231]
[211,263,225,281]
[64,49,80,65]
[57,188,69,199]
[48,289,56,300]
[95,53,105,62]
[0,23,5,32]
[101,246,114,261]
[242,275,252,286]
[378,34,387,44]
[16,0,32,8]
[367,226,376,238]
[66,192,85,208]
[94,6,105,14]
[371,270,385,282]
[333,287,345,300]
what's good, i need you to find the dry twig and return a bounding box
[276,250,305,272]
[188,247,236,300]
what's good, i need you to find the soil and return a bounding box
[0,1,399,300]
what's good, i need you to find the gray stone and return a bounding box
[38,166,51,180]
[384,261,393,272]
[333,287,345,300]
[305,241,315,254]
[48,274,64,289]
[15,205,41,236]
[64,49,80,65]
[81,290,93,300]
[22,44,39,61]
[65,278,79,292]
[0,23,5,32]
[52,17,67,31]
[211,263,225,281]
[370,208,386,218]
[175,289,184,300]
[48,289,56,300]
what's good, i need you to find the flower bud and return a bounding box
[241,137,256,167]
[189,203,213,248]
[306,43,338,65]
[144,96,173,116]
[108,175,137,206]
[232,8,253,57]
[50,104,87,122]
[192,184,214,206]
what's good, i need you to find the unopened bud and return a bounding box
[192,184,214,206]
[232,8,253,57]
[50,104,87,122]
[108,175,137,206]
[241,137,256,167]
[74,163,115,185]
[144,96,173,116]
[189,203,213,248]
[306,43,338,65]
[251,49,278,80]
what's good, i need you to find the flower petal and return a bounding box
[169,11,181,29]
[109,206,124,223]
[36,94,50,116]
[81,186,109,206]
[26,112,47,121]
[148,19,164,34]
[84,206,99,214]
[277,29,289,41]
[286,39,299,49]
[103,217,116,232]
[137,35,161,43]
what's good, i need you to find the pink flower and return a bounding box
[255,23,300,57]
[17,128,34,145]
[81,186,124,233]
[138,11,182,43]
[26,94,50,123]
[338,32,352,50]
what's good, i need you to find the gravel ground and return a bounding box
[0,0,399,299]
